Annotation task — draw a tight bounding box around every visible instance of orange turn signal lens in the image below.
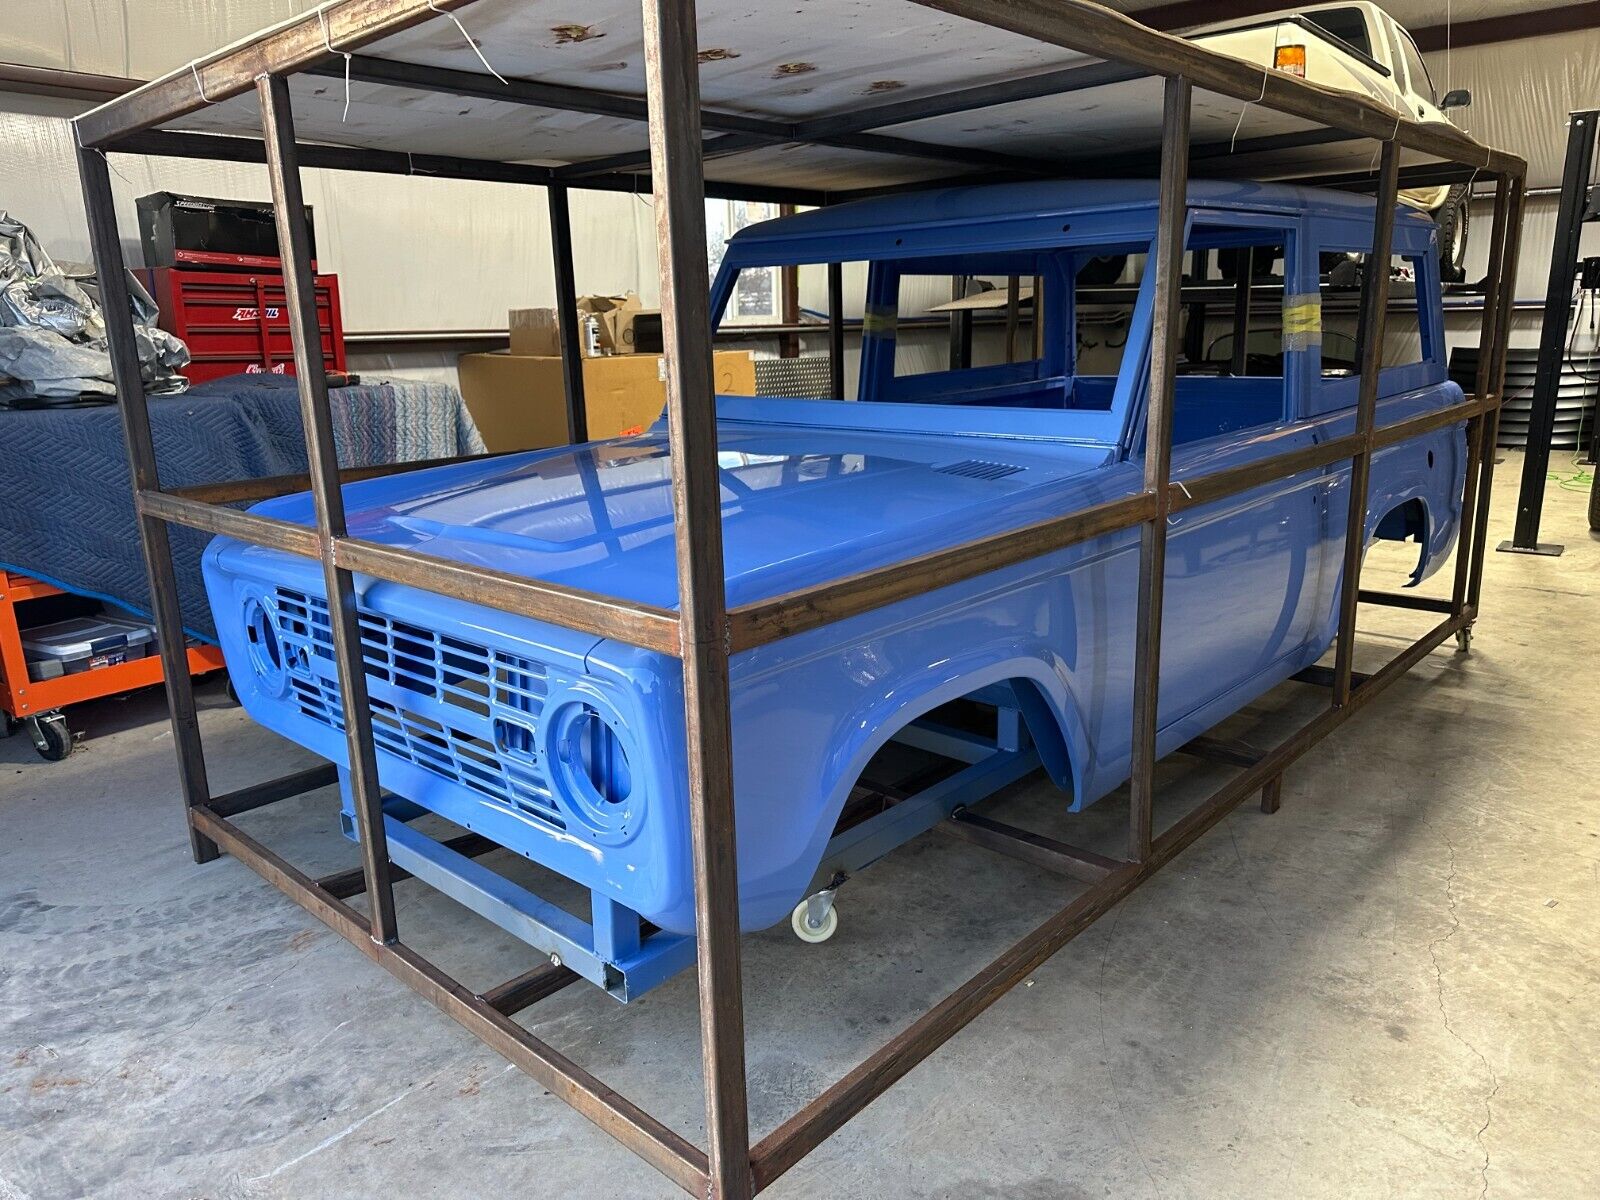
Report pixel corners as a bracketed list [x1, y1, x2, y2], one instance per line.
[1274, 44, 1307, 76]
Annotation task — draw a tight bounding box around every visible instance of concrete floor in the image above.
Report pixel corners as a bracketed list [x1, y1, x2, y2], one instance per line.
[2, 452, 1597, 1199]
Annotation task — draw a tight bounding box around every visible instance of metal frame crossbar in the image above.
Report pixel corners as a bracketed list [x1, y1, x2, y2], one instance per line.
[73, 1, 1525, 1195]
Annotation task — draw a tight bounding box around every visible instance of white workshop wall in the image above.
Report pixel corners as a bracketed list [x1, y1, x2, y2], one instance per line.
[0, 106, 661, 334]
[4, 1, 1596, 357]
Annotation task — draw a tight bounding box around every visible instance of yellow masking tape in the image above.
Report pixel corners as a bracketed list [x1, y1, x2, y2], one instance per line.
[1282, 293, 1323, 349]
[1282, 296, 1322, 336]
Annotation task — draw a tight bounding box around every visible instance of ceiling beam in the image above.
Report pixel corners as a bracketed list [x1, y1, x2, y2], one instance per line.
[322, 54, 1049, 179]
[0, 62, 137, 103]
[1410, 1, 1600, 51]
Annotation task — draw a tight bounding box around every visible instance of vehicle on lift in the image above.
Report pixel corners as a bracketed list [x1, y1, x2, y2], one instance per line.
[204, 180, 1467, 998]
[1192, 2, 1474, 279]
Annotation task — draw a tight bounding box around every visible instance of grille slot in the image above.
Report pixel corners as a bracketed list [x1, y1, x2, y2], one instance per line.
[272, 588, 562, 828]
[934, 459, 1024, 481]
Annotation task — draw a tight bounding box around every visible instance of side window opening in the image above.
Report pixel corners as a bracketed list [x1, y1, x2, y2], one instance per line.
[871, 251, 1077, 410]
[891, 273, 1043, 377]
[1161, 229, 1293, 448]
[1320, 252, 1432, 380]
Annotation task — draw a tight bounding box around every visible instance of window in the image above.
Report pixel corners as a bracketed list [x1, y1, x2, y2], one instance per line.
[860, 252, 1068, 410]
[892, 274, 1040, 377]
[1397, 33, 1435, 103]
[1184, 241, 1289, 378]
[1159, 231, 1293, 447]
[1319, 253, 1430, 381]
[706, 200, 782, 323]
[1304, 6, 1372, 59]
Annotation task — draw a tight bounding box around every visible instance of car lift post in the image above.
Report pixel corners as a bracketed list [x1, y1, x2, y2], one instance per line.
[1500, 108, 1599, 556]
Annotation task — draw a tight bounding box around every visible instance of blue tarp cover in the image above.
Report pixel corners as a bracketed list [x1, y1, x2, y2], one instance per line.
[0, 374, 485, 641]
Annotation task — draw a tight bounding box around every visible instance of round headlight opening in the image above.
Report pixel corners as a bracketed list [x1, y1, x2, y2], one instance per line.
[243, 597, 286, 693]
[558, 705, 633, 806]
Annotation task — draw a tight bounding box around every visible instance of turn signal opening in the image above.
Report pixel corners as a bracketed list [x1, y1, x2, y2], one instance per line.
[1274, 45, 1307, 77]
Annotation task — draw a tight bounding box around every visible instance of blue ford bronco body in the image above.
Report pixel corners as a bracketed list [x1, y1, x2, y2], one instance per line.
[205, 180, 1463, 950]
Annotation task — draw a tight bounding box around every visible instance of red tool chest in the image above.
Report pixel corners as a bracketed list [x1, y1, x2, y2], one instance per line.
[149, 267, 347, 385]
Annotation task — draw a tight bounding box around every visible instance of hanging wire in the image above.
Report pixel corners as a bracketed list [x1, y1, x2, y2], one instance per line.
[426, 0, 509, 86]
[318, 4, 354, 122]
[190, 60, 214, 104]
[1230, 58, 1271, 154]
[96, 147, 138, 187]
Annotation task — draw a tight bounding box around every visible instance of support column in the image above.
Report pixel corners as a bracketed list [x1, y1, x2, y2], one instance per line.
[1229, 255, 1251, 377]
[639, 1, 752, 1196]
[547, 183, 588, 443]
[828, 261, 845, 398]
[258, 75, 397, 944]
[75, 143, 218, 863]
[1331, 140, 1400, 708]
[1452, 174, 1513, 618]
[1127, 76, 1190, 863]
[1468, 180, 1527, 610]
[1504, 109, 1597, 555]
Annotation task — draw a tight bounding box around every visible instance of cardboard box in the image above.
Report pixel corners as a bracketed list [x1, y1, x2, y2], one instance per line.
[508, 307, 560, 356]
[576, 293, 661, 355]
[511, 294, 664, 358]
[457, 349, 757, 452]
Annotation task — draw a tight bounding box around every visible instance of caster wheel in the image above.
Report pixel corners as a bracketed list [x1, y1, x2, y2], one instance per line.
[26, 713, 72, 762]
[791, 898, 838, 944]
[1455, 627, 1473, 653]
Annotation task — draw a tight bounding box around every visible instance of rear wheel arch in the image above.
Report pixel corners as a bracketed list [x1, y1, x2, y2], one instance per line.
[1367, 494, 1433, 584]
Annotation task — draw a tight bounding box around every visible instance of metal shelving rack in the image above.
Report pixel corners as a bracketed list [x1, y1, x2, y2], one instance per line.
[73, 2, 1525, 1196]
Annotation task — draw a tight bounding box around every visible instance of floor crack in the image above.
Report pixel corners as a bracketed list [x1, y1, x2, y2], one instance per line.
[1426, 829, 1497, 1198]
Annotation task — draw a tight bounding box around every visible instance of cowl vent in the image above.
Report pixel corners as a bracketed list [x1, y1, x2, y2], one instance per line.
[933, 459, 1024, 481]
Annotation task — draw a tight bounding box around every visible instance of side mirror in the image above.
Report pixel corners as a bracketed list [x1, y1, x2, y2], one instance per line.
[1441, 89, 1472, 111]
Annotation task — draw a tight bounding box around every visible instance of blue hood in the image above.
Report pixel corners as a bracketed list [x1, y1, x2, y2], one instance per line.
[254, 418, 1126, 612]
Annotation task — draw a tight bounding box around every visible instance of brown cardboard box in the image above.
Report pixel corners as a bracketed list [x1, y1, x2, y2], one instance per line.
[457, 349, 756, 452]
[575, 293, 661, 355]
[508, 308, 560, 356]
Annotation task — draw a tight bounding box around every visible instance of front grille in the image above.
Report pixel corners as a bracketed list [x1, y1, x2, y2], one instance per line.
[272, 588, 564, 829]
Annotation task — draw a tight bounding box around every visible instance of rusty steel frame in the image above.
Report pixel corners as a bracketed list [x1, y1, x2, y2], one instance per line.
[72, 0, 1525, 1196]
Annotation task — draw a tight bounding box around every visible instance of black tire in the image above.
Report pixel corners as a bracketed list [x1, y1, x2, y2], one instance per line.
[1435, 184, 1470, 283]
[28, 716, 71, 762]
[1589, 466, 1600, 533]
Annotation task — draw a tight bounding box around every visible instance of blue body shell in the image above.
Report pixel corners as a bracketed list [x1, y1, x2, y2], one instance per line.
[203, 180, 1464, 935]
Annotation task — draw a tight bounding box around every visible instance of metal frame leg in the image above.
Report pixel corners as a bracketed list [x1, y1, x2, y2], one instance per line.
[75, 143, 218, 863]
[547, 182, 589, 444]
[1452, 174, 1514, 622]
[258, 75, 398, 944]
[827, 261, 846, 398]
[1259, 775, 1283, 815]
[1469, 182, 1527, 612]
[1127, 75, 1190, 862]
[640, 0, 752, 1194]
[1331, 140, 1401, 708]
